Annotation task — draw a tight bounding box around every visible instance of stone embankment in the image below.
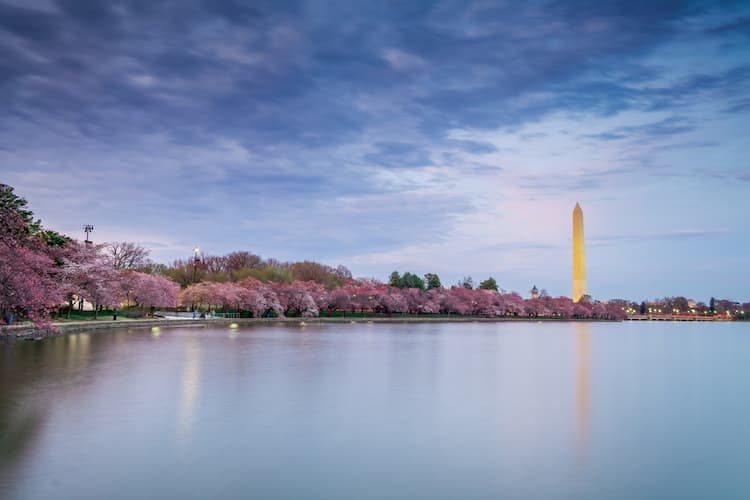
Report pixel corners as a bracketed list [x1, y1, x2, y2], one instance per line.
[1, 315, 613, 341]
[0, 318, 193, 341]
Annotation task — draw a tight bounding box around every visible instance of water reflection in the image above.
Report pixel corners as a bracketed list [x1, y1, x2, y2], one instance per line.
[66, 333, 90, 372]
[0, 332, 102, 491]
[3, 323, 750, 500]
[574, 322, 591, 460]
[177, 336, 202, 445]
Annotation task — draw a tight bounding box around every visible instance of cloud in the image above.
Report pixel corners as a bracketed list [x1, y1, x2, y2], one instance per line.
[484, 241, 561, 252]
[381, 48, 426, 71]
[591, 228, 731, 246]
[444, 139, 497, 155]
[0, 0, 749, 298]
[651, 140, 719, 152]
[2, 0, 748, 148]
[362, 141, 432, 168]
[582, 116, 696, 141]
[724, 97, 750, 113]
[519, 176, 603, 193]
[707, 15, 750, 37]
[701, 169, 750, 182]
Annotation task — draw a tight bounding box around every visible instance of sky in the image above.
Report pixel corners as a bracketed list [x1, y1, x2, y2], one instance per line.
[1, 0, 749, 301]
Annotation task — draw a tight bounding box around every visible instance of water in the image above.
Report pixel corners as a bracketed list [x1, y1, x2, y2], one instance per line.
[1, 321, 749, 499]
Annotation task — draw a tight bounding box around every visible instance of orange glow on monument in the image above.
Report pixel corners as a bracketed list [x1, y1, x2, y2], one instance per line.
[572, 203, 587, 302]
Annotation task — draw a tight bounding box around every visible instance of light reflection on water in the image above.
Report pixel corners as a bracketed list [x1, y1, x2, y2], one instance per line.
[1, 321, 750, 500]
[575, 323, 590, 462]
[177, 336, 202, 446]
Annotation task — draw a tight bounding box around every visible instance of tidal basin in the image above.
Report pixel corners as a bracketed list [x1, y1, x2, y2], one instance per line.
[2, 321, 750, 499]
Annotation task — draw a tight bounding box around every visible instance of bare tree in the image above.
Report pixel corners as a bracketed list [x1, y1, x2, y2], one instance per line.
[226, 251, 263, 271]
[334, 265, 352, 280]
[106, 241, 150, 269]
[202, 254, 228, 274]
[458, 276, 474, 290]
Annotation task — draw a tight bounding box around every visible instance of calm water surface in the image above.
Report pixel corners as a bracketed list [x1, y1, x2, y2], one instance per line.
[2, 321, 750, 499]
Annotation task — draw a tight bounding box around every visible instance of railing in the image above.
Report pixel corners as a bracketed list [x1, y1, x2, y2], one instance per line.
[154, 311, 243, 319]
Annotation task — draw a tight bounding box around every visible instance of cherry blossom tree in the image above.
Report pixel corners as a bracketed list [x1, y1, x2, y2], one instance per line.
[327, 288, 352, 314]
[58, 242, 98, 316]
[123, 271, 180, 311]
[301, 281, 329, 311]
[591, 302, 608, 319]
[273, 281, 320, 317]
[237, 278, 284, 317]
[443, 287, 473, 315]
[346, 281, 380, 313]
[476, 289, 503, 316]
[58, 242, 123, 319]
[382, 287, 409, 314]
[572, 303, 592, 318]
[551, 297, 575, 318]
[0, 199, 62, 324]
[420, 288, 444, 314]
[181, 282, 221, 311]
[0, 245, 61, 324]
[524, 298, 550, 317]
[603, 301, 627, 320]
[500, 293, 525, 316]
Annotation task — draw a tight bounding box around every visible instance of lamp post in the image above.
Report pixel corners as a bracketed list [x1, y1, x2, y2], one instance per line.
[192, 246, 200, 284]
[83, 224, 94, 246]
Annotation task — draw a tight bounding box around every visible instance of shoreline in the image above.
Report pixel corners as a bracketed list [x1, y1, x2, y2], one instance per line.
[1, 316, 618, 341]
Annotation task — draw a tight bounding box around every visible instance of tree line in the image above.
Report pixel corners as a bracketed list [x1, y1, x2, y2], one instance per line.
[1, 183, 748, 327]
[180, 279, 627, 319]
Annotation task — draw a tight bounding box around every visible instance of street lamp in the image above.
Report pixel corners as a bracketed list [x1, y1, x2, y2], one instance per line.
[192, 246, 200, 284]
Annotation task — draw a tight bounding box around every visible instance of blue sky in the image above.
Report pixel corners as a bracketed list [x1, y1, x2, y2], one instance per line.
[1, 0, 749, 301]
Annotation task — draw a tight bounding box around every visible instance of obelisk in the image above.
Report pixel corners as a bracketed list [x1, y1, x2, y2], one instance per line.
[572, 203, 587, 302]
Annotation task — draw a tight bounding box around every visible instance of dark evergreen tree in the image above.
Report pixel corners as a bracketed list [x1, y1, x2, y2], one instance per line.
[459, 276, 474, 289]
[388, 271, 401, 287]
[424, 273, 442, 290]
[0, 184, 69, 246]
[400, 272, 425, 290]
[478, 277, 498, 291]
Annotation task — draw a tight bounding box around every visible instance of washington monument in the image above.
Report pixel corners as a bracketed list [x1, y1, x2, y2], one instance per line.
[572, 203, 587, 302]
